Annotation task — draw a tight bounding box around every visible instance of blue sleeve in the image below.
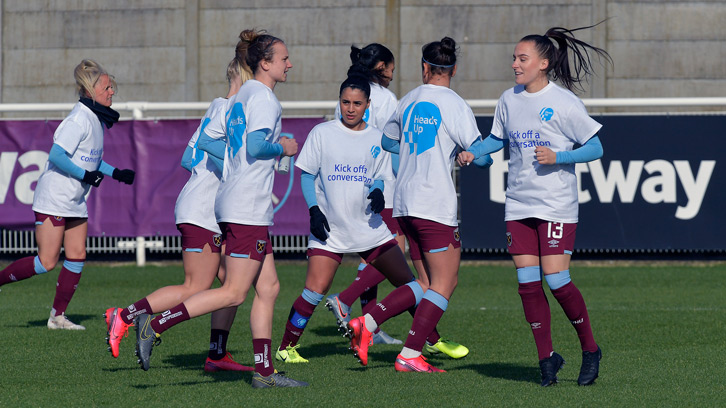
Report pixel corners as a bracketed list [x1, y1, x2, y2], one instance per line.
[467, 134, 505, 157]
[98, 160, 115, 177]
[381, 135, 400, 154]
[472, 154, 494, 168]
[247, 129, 284, 159]
[197, 130, 227, 161]
[48, 144, 85, 180]
[181, 145, 194, 172]
[369, 179, 384, 193]
[556, 136, 603, 164]
[300, 170, 318, 208]
[207, 154, 224, 172]
[390, 152, 400, 176]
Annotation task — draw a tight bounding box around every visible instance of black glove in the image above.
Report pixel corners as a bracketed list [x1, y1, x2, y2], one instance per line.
[112, 168, 136, 185]
[82, 170, 104, 187]
[367, 188, 384, 214]
[309, 205, 330, 242]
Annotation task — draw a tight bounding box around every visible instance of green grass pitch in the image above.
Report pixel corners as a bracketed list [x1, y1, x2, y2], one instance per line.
[1, 259, 725, 407]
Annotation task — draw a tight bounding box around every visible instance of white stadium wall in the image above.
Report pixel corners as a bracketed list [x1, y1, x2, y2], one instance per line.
[0, 0, 724, 118]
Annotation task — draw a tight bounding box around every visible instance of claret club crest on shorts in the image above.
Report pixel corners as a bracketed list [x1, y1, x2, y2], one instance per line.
[256, 240, 266, 254]
[213, 234, 222, 247]
[506, 232, 513, 247]
[453, 227, 460, 242]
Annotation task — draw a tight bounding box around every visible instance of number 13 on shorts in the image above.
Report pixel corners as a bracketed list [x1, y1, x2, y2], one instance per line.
[547, 222, 563, 239]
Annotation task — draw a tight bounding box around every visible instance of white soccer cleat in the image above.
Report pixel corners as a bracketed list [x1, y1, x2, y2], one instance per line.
[47, 312, 86, 330]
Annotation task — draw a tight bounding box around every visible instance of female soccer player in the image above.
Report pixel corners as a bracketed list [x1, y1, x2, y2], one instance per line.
[458, 23, 610, 386]
[0, 59, 134, 330]
[325, 45, 469, 358]
[348, 37, 488, 372]
[104, 55, 252, 372]
[131, 29, 307, 389]
[275, 72, 420, 364]
[324, 43, 404, 345]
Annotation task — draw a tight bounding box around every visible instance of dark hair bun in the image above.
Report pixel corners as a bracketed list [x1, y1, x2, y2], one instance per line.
[440, 37, 456, 55]
[349, 45, 362, 64]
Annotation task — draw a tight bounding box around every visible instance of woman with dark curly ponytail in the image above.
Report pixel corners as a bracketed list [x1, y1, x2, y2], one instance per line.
[460, 22, 612, 387]
[325, 43, 406, 347]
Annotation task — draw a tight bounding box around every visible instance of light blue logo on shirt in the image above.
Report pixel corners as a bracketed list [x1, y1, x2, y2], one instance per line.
[402, 101, 441, 156]
[370, 145, 381, 158]
[539, 107, 554, 122]
[227, 102, 246, 158]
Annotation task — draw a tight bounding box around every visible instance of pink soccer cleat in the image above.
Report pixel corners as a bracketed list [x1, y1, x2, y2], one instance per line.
[104, 307, 132, 358]
[348, 316, 372, 366]
[394, 354, 446, 373]
[204, 352, 254, 372]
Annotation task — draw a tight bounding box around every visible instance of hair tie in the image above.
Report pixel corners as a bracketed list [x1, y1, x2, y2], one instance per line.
[422, 57, 455, 68]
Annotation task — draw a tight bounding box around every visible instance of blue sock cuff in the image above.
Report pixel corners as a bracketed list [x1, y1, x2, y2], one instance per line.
[302, 288, 324, 306]
[517, 266, 542, 284]
[34, 256, 48, 274]
[406, 281, 425, 306]
[358, 263, 367, 271]
[545, 270, 571, 290]
[63, 260, 84, 274]
[423, 290, 448, 312]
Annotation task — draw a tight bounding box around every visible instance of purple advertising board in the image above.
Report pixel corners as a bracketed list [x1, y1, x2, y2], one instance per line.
[0, 117, 325, 237]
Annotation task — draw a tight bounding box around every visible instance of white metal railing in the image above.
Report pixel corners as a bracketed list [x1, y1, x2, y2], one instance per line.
[0, 228, 308, 266]
[2, 97, 725, 265]
[1, 97, 725, 119]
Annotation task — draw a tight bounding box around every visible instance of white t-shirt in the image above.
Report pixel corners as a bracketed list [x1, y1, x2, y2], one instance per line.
[336, 82, 398, 209]
[491, 82, 602, 223]
[383, 84, 480, 226]
[296, 119, 394, 253]
[212, 79, 282, 226]
[32, 102, 104, 217]
[174, 97, 226, 233]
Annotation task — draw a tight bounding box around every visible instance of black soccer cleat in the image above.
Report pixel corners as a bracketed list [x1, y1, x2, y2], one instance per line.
[251, 371, 309, 388]
[577, 346, 602, 386]
[539, 352, 565, 387]
[134, 314, 161, 371]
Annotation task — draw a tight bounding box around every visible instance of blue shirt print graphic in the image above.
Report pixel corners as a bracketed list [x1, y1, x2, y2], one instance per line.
[540, 107, 554, 122]
[370, 145, 381, 159]
[191, 117, 211, 167]
[402, 101, 442, 156]
[227, 102, 247, 158]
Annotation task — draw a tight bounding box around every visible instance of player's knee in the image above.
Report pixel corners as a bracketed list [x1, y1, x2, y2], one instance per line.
[226, 291, 248, 307]
[37, 255, 58, 272]
[258, 279, 280, 301]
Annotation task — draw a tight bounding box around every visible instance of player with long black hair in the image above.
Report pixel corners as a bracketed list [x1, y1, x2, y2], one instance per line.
[323, 43, 403, 346]
[459, 22, 612, 386]
[276, 70, 420, 364]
